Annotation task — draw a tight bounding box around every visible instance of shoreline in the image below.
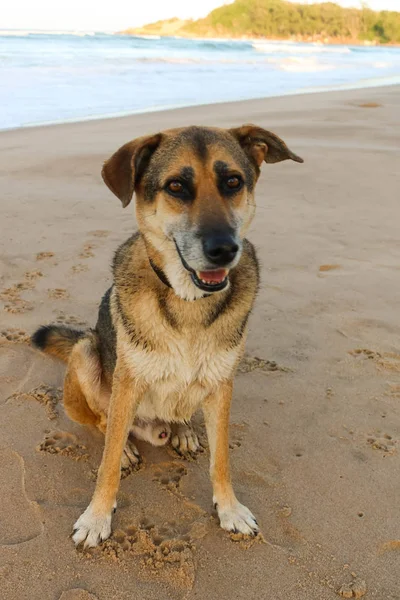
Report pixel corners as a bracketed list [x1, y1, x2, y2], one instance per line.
[124, 31, 400, 49]
[2, 74, 399, 134]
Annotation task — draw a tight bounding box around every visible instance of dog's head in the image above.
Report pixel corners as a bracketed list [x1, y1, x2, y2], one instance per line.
[102, 125, 303, 300]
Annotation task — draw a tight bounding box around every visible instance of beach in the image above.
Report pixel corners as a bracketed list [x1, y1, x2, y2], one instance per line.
[0, 84, 399, 599]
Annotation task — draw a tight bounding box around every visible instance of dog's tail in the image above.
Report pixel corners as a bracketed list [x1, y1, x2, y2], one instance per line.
[31, 325, 86, 362]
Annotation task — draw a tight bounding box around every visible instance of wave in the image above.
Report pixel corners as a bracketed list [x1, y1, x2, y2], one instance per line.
[131, 34, 161, 40]
[252, 41, 351, 54]
[278, 57, 336, 73]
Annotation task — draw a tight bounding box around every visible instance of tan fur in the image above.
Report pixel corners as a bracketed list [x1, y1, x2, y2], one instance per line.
[32, 124, 303, 546]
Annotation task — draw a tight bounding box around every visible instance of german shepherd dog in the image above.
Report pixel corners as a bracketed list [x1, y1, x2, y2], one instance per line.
[32, 125, 302, 547]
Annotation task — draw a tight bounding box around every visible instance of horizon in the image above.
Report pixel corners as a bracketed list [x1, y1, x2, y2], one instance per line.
[2, 0, 400, 33]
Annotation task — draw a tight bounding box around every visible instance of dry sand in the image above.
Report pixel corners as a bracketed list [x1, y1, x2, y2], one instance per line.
[0, 85, 399, 600]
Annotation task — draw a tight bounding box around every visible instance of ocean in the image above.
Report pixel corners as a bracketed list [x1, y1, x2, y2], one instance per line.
[1, 31, 400, 130]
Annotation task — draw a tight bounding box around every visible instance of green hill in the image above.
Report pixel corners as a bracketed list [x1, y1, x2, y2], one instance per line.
[122, 0, 400, 44]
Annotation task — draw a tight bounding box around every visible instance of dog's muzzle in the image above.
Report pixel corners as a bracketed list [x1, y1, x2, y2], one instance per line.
[174, 237, 239, 293]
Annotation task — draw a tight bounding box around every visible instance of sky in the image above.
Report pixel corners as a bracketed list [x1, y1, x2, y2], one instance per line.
[2, 0, 400, 32]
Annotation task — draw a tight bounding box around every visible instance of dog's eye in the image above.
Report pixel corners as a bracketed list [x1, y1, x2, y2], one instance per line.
[167, 181, 183, 194]
[226, 176, 242, 190]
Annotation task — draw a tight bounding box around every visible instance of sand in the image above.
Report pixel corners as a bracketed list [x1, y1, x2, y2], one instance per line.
[0, 85, 399, 600]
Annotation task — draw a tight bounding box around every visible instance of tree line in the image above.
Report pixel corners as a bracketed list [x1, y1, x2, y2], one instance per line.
[182, 0, 400, 44]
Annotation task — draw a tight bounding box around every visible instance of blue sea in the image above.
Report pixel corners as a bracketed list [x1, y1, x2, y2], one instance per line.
[1, 31, 400, 130]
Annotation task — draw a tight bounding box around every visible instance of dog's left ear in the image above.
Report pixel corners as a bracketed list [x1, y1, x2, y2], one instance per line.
[229, 124, 303, 167]
[101, 133, 162, 207]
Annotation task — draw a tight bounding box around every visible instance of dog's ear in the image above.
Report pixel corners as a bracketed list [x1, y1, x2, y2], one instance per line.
[101, 133, 162, 207]
[229, 124, 303, 167]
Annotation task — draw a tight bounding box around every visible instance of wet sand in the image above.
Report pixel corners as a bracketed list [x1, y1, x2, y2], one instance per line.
[0, 85, 399, 599]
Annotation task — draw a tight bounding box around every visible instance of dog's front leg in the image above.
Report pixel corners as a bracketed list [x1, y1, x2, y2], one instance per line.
[72, 359, 144, 547]
[202, 380, 259, 536]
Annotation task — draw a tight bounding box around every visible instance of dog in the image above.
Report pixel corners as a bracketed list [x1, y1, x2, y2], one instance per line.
[32, 124, 303, 547]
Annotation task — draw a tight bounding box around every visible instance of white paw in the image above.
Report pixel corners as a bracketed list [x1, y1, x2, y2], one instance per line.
[216, 500, 259, 536]
[171, 425, 202, 455]
[72, 504, 112, 547]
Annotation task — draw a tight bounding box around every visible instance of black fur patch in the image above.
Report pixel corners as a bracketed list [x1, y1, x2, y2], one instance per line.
[188, 127, 209, 161]
[203, 284, 234, 328]
[95, 287, 117, 375]
[31, 325, 84, 350]
[157, 295, 179, 329]
[149, 259, 172, 289]
[134, 135, 162, 187]
[244, 239, 260, 288]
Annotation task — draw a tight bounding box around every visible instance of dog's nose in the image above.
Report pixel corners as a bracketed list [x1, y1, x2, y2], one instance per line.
[203, 235, 239, 266]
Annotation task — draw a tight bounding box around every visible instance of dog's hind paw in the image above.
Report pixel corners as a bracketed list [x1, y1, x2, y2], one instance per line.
[171, 423, 202, 456]
[216, 500, 259, 537]
[72, 504, 112, 548]
[121, 439, 141, 475]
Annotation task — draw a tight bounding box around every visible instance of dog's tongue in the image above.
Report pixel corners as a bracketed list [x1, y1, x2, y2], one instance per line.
[198, 269, 227, 284]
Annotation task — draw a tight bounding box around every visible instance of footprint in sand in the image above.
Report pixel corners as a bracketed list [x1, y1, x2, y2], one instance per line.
[0, 328, 30, 344]
[386, 383, 400, 398]
[55, 312, 87, 326]
[9, 384, 62, 420]
[337, 578, 367, 598]
[24, 270, 43, 282]
[0, 272, 42, 314]
[3, 300, 33, 314]
[89, 230, 110, 238]
[79, 243, 97, 259]
[58, 591, 99, 600]
[93, 516, 207, 590]
[229, 422, 247, 450]
[367, 433, 397, 456]
[48, 288, 69, 300]
[0, 281, 34, 313]
[0, 448, 43, 545]
[71, 263, 89, 274]
[238, 355, 290, 374]
[350, 348, 400, 372]
[153, 463, 187, 492]
[38, 430, 88, 461]
[36, 251, 55, 261]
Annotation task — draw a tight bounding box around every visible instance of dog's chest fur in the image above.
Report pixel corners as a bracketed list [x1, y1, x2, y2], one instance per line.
[121, 325, 242, 422]
[102, 235, 258, 423]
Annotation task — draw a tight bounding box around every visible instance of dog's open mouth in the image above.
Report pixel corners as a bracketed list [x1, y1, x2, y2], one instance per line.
[193, 269, 229, 292]
[174, 240, 229, 292]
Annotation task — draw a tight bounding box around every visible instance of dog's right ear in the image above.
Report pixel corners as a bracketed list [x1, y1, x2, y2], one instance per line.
[101, 133, 162, 207]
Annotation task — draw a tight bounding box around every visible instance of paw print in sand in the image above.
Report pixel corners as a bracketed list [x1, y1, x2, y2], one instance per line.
[0, 328, 30, 344]
[38, 430, 88, 460]
[153, 463, 187, 492]
[94, 517, 202, 590]
[367, 433, 397, 455]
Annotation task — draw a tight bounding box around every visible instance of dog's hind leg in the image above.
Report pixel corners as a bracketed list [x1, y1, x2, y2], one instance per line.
[63, 335, 103, 428]
[64, 335, 142, 473]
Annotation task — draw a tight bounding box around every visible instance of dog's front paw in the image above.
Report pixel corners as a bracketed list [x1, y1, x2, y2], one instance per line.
[215, 500, 259, 537]
[72, 504, 112, 547]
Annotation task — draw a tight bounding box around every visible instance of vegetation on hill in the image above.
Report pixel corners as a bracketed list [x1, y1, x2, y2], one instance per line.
[122, 0, 400, 44]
